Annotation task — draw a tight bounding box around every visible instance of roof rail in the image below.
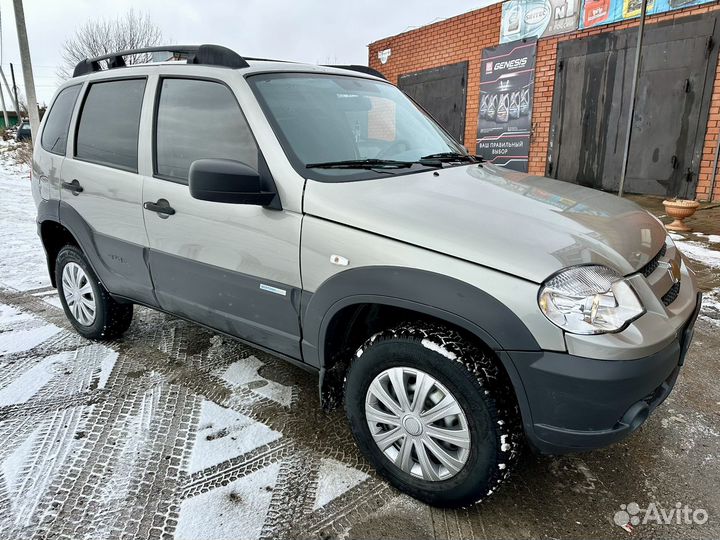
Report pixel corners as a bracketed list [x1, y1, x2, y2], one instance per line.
[245, 59, 386, 80]
[324, 64, 387, 80]
[243, 57, 299, 64]
[72, 44, 249, 77]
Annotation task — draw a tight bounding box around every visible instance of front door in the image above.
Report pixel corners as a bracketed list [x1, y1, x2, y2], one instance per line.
[547, 14, 719, 198]
[60, 77, 156, 305]
[142, 76, 303, 358]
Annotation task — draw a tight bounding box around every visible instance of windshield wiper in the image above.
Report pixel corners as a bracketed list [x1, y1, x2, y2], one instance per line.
[420, 152, 477, 163]
[306, 159, 414, 169]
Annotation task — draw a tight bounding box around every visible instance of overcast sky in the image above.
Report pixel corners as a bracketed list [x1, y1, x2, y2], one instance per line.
[0, 0, 499, 106]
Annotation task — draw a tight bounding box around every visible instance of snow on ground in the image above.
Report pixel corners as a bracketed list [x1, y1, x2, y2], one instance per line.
[176, 462, 281, 540]
[186, 400, 282, 474]
[0, 335, 118, 406]
[0, 303, 33, 324]
[32, 289, 64, 309]
[673, 237, 720, 267]
[700, 289, 720, 327]
[0, 147, 49, 292]
[0, 305, 61, 357]
[694, 232, 720, 243]
[221, 357, 294, 407]
[672, 233, 720, 326]
[0, 352, 61, 407]
[313, 458, 369, 510]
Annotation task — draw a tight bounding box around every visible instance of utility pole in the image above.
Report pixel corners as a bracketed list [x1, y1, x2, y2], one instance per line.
[0, 82, 9, 129]
[12, 0, 39, 136]
[0, 0, 7, 128]
[617, 0, 648, 198]
[0, 66, 21, 122]
[9, 63, 20, 117]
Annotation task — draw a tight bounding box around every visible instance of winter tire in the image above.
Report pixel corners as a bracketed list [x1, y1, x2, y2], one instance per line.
[56, 245, 133, 340]
[345, 322, 521, 507]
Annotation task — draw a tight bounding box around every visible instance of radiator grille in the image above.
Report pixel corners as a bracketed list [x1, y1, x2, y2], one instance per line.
[640, 244, 667, 278]
[662, 281, 681, 307]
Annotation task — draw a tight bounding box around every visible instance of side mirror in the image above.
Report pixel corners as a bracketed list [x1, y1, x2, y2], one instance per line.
[188, 158, 277, 206]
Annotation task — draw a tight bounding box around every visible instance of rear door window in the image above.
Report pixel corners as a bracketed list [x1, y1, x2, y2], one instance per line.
[40, 84, 81, 155]
[154, 78, 258, 183]
[75, 78, 146, 172]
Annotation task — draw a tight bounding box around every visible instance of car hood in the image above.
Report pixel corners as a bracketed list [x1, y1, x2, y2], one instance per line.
[303, 164, 667, 283]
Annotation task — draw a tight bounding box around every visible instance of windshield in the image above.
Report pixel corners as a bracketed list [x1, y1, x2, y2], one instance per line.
[247, 72, 468, 181]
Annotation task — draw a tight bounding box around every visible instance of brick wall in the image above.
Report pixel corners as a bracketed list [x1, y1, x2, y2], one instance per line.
[369, 2, 720, 201]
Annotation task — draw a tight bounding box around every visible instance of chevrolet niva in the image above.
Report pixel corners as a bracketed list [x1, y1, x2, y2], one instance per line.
[32, 45, 701, 507]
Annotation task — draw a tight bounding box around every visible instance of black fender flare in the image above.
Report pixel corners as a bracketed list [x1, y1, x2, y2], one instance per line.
[36, 198, 65, 286]
[301, 267, 539, 419]
[301, 266, 540, 427]
[38, 201, 156, 306]
[302, 266, 539, 367]
[37, 199, 111, 290]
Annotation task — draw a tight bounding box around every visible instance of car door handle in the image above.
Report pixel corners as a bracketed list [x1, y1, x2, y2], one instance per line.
[61, 179, 83, 195]
[143, 199, 176, 216]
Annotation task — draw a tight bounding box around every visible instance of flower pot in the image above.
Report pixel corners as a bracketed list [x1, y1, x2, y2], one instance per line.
[662, 199, 700, 232]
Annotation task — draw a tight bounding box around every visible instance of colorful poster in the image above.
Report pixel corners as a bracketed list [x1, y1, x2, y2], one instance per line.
[500, 0, 581, 43]
[476, 39, 537, 172]
[581, 0, 714, 28]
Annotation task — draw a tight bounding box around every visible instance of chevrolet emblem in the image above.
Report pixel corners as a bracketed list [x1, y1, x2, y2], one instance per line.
[660, 259, 681, 284]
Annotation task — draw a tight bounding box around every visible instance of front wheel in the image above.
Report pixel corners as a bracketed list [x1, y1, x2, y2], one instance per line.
[56, 245, 133, 340]
[344, 323, 522, 507]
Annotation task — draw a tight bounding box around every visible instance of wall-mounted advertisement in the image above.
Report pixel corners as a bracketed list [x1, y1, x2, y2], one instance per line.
[500, 0, 581, 43]
[581, 0, 714, 28]
[476, 39, 537, 172]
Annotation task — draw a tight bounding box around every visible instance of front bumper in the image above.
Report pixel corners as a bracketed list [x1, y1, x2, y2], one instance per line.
[510, 292, 702, 454]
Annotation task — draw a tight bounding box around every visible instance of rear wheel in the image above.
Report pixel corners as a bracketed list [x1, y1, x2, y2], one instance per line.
[344, 322, 522, 507]
[56, 245, 133, 340]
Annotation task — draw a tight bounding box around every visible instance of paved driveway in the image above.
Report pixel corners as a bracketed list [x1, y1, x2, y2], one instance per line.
[1, 146, 718, 539]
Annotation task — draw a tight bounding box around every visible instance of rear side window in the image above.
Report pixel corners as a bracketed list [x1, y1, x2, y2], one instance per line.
[155, 78, 258, 183]
[41, 85, 81, 155]
[76, 79, 146, 172]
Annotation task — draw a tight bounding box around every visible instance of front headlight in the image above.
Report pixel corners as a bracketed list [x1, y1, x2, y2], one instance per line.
[538, 265, 645, 335]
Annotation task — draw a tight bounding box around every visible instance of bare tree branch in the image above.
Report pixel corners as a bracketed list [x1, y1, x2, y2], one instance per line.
[58, 10, 166, 80]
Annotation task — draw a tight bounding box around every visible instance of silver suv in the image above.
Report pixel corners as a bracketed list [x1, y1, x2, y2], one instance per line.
[32, 44, 701, 507]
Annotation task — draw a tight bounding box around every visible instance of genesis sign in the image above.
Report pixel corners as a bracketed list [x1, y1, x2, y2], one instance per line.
[476, 39, 537, 172]
[492, 57, 530, 72]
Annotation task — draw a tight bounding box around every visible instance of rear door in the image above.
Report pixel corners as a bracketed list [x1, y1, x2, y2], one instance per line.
[142, 76, 302, 358]
[60, 77, 156, 305]
[33, 84, 82, 208]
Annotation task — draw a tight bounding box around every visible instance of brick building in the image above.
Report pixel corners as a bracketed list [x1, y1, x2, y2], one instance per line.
[369, 1, 720, 201]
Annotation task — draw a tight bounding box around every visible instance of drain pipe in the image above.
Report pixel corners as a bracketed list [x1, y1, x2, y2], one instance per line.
[618, 0, 648, 198]
[709, 135, 720, 202]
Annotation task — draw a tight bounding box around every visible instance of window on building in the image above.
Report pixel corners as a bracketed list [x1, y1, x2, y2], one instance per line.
[76, 78, 146, 172]
[41, 85, 81, 155]
[155, 78, 259, 183]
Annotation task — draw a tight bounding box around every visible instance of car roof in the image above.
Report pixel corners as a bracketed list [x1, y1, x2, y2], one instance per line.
[55, 45, 387, 97]
[58, 59, 386, 94]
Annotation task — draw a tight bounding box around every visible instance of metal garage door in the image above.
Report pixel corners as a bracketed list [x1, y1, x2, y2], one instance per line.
[399, 61, 468, 144]
[547, 14, 719, 198]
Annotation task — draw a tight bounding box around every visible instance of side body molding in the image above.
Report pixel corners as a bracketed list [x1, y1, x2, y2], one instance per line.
[301, 266, 541, 370]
